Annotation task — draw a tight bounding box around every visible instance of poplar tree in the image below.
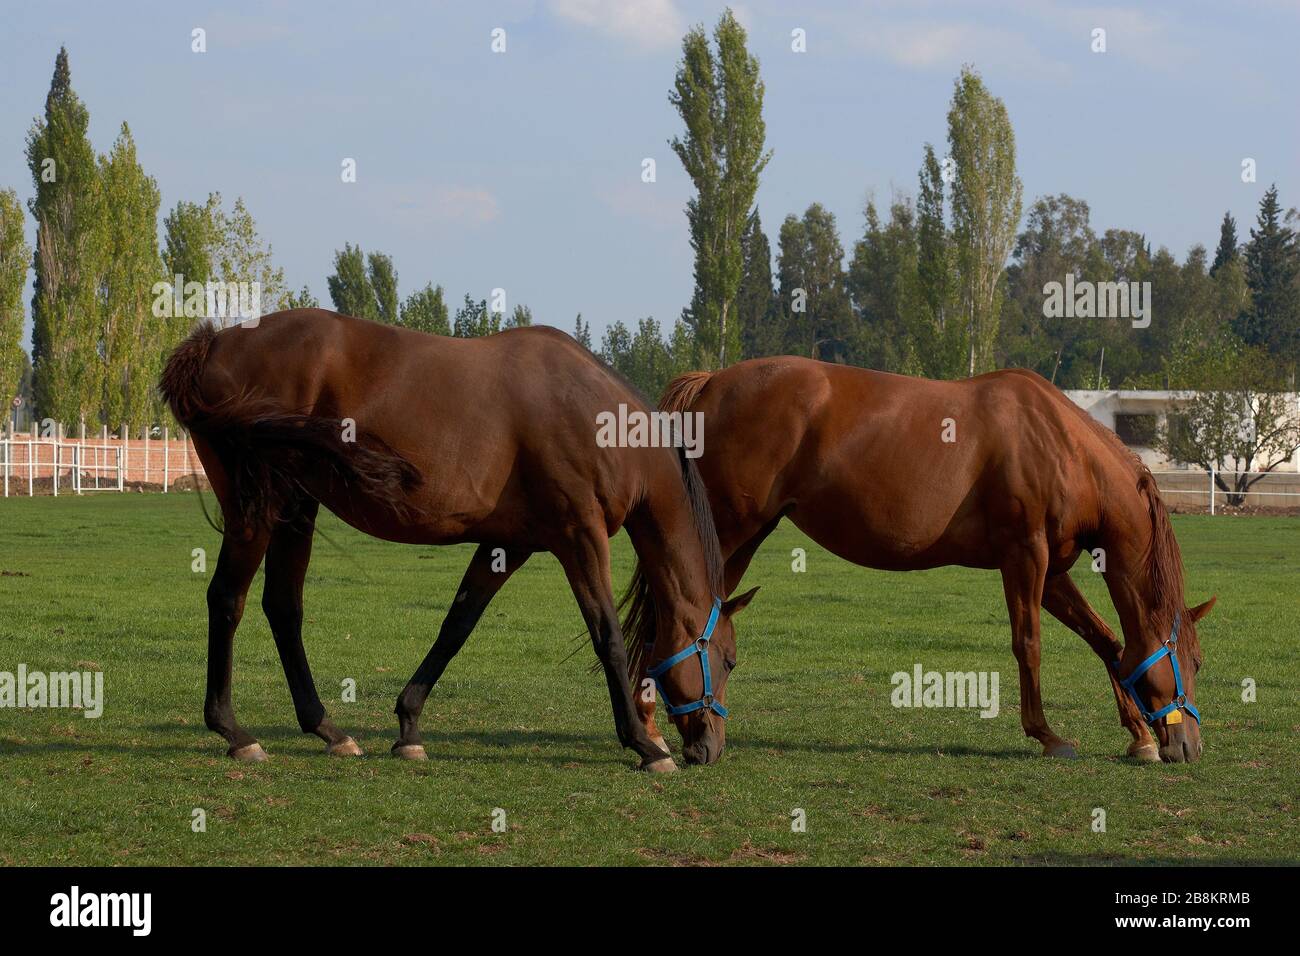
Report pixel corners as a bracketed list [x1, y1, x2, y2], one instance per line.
[947, 66, 1022, 375]
[99, 123, 164, 430]
[0, 189, 29, 409]
[671, 8, 770, 367]
[915, 144, 964, 377]
[26, 47, 106, 425]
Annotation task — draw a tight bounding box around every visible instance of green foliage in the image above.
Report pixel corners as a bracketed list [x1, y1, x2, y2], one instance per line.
[162, 195, 221, 286]
[1210, 211, 1238, 277]
[913, 145, 963, 377]
[847, 197, 923, 373]
[0, 189, 30, 408]
[671, 9, 771, 367]
[398, 283, 449, 335]
[504, 304, 533, 329]
[777, 204, 852, 361]
[452, 294, 500, 338]
[599, 316, 692, 397]
[368, 252, 399, 324]
[98, 123, 164, 430]
[1239, 184, 1299, 373]
[26, 47, 107, 426]
[214, 196, 286, 311]
[737, 212, 780, 361]
[947, 65, 1023, 375]
[327, 243, 377, 320]
[573, 314, 592, 350]
[282, 285, 319, 310]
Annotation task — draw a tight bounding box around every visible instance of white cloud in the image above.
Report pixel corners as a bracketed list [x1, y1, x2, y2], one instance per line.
[392, 186, 502, 226]
[549, 0, 685, 51]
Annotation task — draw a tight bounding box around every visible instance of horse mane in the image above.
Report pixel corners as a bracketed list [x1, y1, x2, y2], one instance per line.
[620, 371, 723, 682]
[1077, 411, 1186, 627]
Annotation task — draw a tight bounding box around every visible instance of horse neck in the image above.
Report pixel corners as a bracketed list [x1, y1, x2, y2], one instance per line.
[626, 473, 719, 646]
[1097, 478, 1180, 651]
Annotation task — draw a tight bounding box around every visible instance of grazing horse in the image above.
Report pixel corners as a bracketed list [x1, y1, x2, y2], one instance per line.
[634, 358, 1214, 764]
[160, 309, 752, 771]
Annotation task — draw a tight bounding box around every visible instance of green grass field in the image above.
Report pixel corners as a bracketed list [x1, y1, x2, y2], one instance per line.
[0, 494, 1296, 866]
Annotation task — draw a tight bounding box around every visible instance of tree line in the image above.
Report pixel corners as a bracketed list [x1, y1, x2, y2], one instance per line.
[2, 26, 1298, 438]
[667, 10, 1299, 403]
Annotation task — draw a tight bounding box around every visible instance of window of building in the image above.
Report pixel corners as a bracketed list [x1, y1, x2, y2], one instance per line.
[1114, 413, 1158, 447]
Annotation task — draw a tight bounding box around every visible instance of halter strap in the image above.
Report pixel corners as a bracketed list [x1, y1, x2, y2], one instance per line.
[1112, 613, 1200, 726]
[646, 597, 728, 718]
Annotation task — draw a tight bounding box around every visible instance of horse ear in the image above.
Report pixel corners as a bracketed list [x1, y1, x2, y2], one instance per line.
[1189, 595, 1217, 622]
[723, 586, 760, 618]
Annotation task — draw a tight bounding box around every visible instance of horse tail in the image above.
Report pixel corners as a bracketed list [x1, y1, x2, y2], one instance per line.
[620, 370, 724, 683]
[1136, 469, 1185, 625]
[159, 320, 422, 532]
[659, 370, 713, 418]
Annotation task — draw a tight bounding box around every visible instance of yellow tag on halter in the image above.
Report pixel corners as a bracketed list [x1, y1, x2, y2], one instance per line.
[1166, 710, 1183, 725]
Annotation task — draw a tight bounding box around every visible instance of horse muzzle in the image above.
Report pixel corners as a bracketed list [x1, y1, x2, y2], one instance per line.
[1158, 717, 1202, 763]
[682, 730, 724, 765]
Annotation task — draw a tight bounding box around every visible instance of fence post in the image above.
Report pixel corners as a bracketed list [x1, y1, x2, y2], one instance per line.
[1209, 466, 1215, 516]
[121, 424, 129, 491]
[144, 427, 150, 485]
[163, 426, 169, 493]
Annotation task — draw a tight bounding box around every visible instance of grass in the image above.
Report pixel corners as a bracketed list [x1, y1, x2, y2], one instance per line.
[0, 494, 1296, 866]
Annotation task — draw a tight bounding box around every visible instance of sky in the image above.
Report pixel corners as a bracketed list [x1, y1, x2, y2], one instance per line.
[2, 0, 1297, 352]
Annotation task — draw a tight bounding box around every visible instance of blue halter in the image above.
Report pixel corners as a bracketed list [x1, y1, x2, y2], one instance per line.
[646, 597, 729, 718]
[1112, 613, 1200, 727]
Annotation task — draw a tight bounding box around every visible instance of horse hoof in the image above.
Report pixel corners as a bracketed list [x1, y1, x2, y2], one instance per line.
[642, 756, 678, 773]
[650, 735, 671, 756]
[1127, 741, 1161, 763]
[229, 742, 268, 762]
[328, 737, 363, 757]
[392, 744, 428, 761]
[1043, 742, 1078, 759]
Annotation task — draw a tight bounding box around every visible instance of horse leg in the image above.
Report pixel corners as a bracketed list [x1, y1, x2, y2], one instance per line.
[391, 543, 530, 760]
[205, 528, 271, 760]
[1041, 573, 1159, 762]
[561, 529, 676, 772]
[1001, 544, 1075, 757]
[261, 499, 359, 756]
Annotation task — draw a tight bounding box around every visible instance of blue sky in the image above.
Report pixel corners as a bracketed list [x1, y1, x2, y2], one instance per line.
[2, 1, 1297, 351]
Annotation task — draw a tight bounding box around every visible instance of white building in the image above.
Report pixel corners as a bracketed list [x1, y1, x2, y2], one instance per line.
[1064, 389, 1300, 473]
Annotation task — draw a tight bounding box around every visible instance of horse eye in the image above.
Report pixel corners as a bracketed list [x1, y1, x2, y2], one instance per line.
[724, 658, 737, 672]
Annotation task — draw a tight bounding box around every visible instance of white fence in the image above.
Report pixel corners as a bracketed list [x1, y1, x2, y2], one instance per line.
[1, 440, 122, 496]
[1149, 469, 1300, 514]
[1, 426, 204, 498]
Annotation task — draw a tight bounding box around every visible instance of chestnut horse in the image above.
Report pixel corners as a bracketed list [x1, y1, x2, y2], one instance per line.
[160, 309, 751, 771]
[635, 358, 1214, 763]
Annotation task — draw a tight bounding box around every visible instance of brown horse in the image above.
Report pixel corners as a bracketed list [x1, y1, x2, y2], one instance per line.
[160, 309, 752, 771]
[634, 357, 1214, 763]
